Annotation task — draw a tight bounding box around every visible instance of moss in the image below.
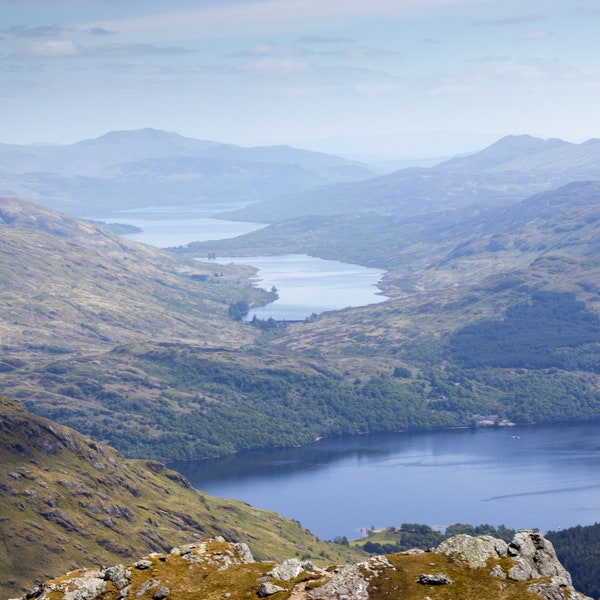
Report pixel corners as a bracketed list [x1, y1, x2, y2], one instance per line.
[365, 553, 546, 600]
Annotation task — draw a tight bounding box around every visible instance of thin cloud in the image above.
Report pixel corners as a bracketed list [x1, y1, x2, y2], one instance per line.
[472, 14, 546, 27]
[573, 6, 600, 16]
[87, 0, 502, 41]
[13, 41, 193, 59]
[17, 39, 79, 57]
[327, 46, 402, 59]
[87, 27, 114, 36]
[516, 30, 556, 42]
[235, 41, 306, 58]
[491, 56, 564, 82]
[1, 24, 70, 38]
[85, 43, 193, 57]
[239, 57, 313, 76]
[295, 35, 353, 45]
[1, 24, 115, 38]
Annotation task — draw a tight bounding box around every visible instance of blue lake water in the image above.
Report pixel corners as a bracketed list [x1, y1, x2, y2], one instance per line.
[215, 254, 387, 321]
[104, 207, 388, 320]
[171, 423, 600, 541]
[100, 204, 265, 248]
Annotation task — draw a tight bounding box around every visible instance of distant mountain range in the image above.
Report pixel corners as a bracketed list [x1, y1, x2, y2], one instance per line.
[0, 129, 374, 216]
[4, 131, 599, 225]
[222, 134, 600, 222]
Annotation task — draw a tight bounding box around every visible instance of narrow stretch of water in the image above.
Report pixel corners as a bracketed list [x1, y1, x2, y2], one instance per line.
[100, 208, 388, 320]
[171, 423, 600, 541]
[215, 254, 387, 321]
[100, 204, 265, 248]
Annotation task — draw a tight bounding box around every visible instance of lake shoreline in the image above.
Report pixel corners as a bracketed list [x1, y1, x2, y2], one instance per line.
[170, 420, 600, 540]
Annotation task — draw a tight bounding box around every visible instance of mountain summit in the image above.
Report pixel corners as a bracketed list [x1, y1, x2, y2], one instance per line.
[14, 530, 592, 600]
[435, 134, 571, 172]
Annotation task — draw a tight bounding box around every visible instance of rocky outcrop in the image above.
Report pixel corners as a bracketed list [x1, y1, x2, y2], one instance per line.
[12, 531, 593, 600]
[417, 573, 453, 585]
[436, 529, 592, 600]
[436, 533, 508, 567]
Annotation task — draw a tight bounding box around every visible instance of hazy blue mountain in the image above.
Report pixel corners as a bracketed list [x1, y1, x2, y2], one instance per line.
[222, 135, 600, 223]
[433, 134, 572, 172]
[0, 129, 374, 215]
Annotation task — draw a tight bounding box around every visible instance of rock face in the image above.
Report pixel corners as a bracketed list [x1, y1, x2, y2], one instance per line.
[436, 533, 508, 567]
[436, 530, 592, 600]
[12, 531, 593, 600]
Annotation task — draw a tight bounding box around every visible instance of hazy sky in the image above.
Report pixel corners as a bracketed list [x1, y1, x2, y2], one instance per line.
[2, 0, 600, 158]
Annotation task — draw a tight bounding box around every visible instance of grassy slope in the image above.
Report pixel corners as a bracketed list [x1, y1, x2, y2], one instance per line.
[0, 195, 264, 358]
[19, 535, 572, 600]
[0, 395, 364, 598]
[3, 184, 600, 463]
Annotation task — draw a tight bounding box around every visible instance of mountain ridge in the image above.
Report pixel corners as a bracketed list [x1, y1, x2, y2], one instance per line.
[0, 129, 374, 215]
[434, 134, 572, 172]
[11, 530, 593, 600]
[221, 135, 600, 223]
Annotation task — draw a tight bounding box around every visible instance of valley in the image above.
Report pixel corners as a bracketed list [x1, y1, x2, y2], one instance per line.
[3, 129, 600, 598]
[3, 135, 600, 462]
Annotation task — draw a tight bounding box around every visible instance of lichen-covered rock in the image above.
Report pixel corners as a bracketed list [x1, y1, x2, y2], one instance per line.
[103, 565, 130, 590]
[257, 582, 285, 597]
[29, 570, 106, 600]
[152, 586, 170, 599]
[267, 558, 304, 581]
[232, 542, 254, 564]
[9, 533, 594, 600]
[307, 564, 369, 600]
[507, 530, 570, 582]
[417, 573, 453, 585]
[307, 555, 392, 600]
[436, 533, 508, 567]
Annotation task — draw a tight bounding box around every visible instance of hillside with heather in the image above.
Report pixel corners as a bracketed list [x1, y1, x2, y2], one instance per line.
[0, 395, 364, 598]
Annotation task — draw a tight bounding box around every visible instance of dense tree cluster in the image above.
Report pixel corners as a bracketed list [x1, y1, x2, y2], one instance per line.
[547, 522, 600, 599]
[449, 291, 600, 369]
[355, 523, 515, 555]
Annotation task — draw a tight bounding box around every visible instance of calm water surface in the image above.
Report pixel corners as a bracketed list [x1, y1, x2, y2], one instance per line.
[101, 204, 265, 248]
[102, 207, 388, 320]
[171, 424, 600, 540]
[215, 254, 387, 321]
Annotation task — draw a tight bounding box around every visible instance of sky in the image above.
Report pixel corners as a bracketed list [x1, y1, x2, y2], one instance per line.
[1, 0, 600, 159]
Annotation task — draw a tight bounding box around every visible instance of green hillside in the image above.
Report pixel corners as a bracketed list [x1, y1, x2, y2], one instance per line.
[0, 195, 265, 358]
[3, 180, 600, 462]
[0, 395, 364, 598]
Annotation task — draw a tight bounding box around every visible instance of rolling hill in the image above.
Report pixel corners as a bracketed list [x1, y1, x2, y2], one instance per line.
[0, 195, 265, 358]
[0, 395, 363, 598]
[2, 176, 600, 462]
[220, 135, 600, 223]
[0, 129, 373, 216]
